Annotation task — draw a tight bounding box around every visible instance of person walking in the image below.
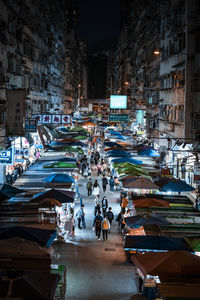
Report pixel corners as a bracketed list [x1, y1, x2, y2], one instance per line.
[106, 207, 114, 232]
[102, 196, 108, 216]
[93, 211, 103, 240]
[94, 195, 101, 216]
[97, 162, 102, 176]
[102, 215, 110, 241]
[86, 178, 93, 196]
[109, 176, 115, 192]
[102, 175, 108, 193]
[76, 205, 85, 229]
[93, 180, 100, 197]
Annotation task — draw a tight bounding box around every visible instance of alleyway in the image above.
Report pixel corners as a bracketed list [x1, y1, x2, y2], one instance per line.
[52, 173, 145, 300]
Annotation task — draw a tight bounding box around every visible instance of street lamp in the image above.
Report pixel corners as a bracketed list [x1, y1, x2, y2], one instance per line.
[153, 50, 160, 55]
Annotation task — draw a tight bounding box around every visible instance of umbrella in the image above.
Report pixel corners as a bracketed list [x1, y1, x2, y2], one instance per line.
[155, 177, 195, 192]
[124, 213, 170, 228]
[138, 148, 160, 157]
[133, 198, 170, 208]
[131, 251, 200, 277]
[124, 235, 192, 251]
[111, 157, 142, 165]
[43, 173, 74, 183]
[122, 177, 159, 189]
[0, 226, 57, 247]
[31, 189, 74, 203]
[39, 198, 62, 207]
[0, 184, 25, 198]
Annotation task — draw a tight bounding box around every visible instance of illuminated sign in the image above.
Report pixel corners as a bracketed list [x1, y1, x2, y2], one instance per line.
[110, 95, 127, 109]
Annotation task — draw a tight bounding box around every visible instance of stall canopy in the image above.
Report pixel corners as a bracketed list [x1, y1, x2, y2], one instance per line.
[155, 177, 195, 192]
[43, 173, 74, 183]
[111, 157, 142, 165]
[58, 157, 77, 162]
[0, 184, 25, 198]
[39, 198, 62, 208]
[124, 235, 192, 251]
[138, 148, 160, 157]
[0, 226, 56, 247]
[131, 250, 200, 277]
[122, 177, 159, 189]
[31, 189, 74, 203]
[0, 271, 59, 300]
[125, 213, 171, 228]
[158, 283, 200, 299]
[133, 198, 170, 208]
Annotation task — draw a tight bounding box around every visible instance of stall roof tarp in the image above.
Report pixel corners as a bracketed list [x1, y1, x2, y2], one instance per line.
[0, 226, 56, 247]
[0, 183, 25, 197]
[31, 189, 74, 203]
[125, 214, 171, 228]
[133, 198, 170, 208]
[124, 235, 192, 251]
[158, 283, 200, 299]
[122, 177, 159, 189]
[131, 250, 200, 277]
[111, 157, 142, 165]
[0, 271, 59, 300]
[43, 173, 74, 183]
[138, 148, 160, 157]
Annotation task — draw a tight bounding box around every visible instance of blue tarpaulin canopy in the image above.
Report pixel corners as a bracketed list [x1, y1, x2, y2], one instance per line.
[160, 180, 195, 192]
[111, 157, 142, 165]
[43, 173, 74, 183]
[0, 184, 25, 198]
[0, 226, 56, 248]
[124, 235, 192, 251]
[104, 142, 123, 148]
[57, 157, 77, 162]
[138, 148, 160, 157]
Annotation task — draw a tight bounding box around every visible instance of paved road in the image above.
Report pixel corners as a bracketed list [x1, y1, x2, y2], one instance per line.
[52, 172, 146, 300]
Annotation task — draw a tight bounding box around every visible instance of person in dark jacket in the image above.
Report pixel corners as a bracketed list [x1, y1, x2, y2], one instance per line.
[106, 207, 114, 232]
[93, 211, 103, 240]
[102, 175, 108, 193]
[102, 196, 108, 216]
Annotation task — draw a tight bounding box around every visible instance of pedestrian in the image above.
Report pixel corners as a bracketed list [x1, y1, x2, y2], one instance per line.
[106, 207, 114, 232]
[76, 205, 85, 229]
[86, 178, 93, 196]
[93, 180, 100, 196]
[102, 195, 108, 216]
[93, 211, 103, 240]
[87, 164, 91, 177]
[97, 162, 102, 176]
[121, 195, 129, 214]
[102, 175, 108, 193]
[83, 165, 88, 178]
[102, 215, 110, 241]
[94, 195, 101, 216]
[109, 176, 115, 192]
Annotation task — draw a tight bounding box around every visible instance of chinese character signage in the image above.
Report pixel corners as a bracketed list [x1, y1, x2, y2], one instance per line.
[109, 114, 129, 122]
[15, 149, 30, 157]
[25, 119, 37, 132]
[33, 114, 71, 124]
[0, 148, 12, 163]
[6, 90, 26, 136]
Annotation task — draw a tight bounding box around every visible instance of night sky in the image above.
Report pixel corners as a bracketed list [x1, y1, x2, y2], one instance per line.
[77, 0, 120, 53]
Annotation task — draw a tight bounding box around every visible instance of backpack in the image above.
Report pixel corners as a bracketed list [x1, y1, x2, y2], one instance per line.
[86, 181, 92, 189]
[102, 219, 109, 230]
[95, 217, 101, 228]
[106, 211, 113, 221]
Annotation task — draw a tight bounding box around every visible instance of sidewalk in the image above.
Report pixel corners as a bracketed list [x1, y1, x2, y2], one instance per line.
[52, 172, 147, 300]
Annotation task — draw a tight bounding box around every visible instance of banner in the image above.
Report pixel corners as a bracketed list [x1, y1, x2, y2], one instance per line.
[6, 89, 26, 136]
[33, 114, 71, 124]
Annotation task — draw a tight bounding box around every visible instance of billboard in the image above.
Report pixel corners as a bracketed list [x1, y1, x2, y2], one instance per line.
[6, 89, 26, 136]
[110, 95, 127, 109]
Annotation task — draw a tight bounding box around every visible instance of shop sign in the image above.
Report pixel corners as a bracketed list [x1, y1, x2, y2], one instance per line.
[0, 148, 12, 163]
[15, 149, 29, 157]
[33, 114, 71, 124]
[6, 89, 26, 136]
[194, 164, 200, 183]
[25, 119, 37, 132]
[109, 114, 129, 122]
